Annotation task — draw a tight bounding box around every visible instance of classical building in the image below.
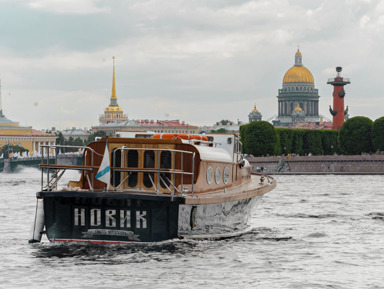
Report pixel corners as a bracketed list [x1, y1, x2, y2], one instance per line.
[275, 49, 320, 126]
[93, 57, 137, 135]
[58, 127, 91, 141]
[98, 57, 128, 125]
[248, 105, 262, 122]
[291, 104, 305, 124]
[135, 119, 198, 134]
[0, 109, 56, 155]
[199, 120, 241, 134]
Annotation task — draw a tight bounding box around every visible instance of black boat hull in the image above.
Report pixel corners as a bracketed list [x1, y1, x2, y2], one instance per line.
[39, 191, 263, 243]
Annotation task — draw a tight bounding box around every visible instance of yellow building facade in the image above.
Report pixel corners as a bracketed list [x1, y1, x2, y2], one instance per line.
[0, 110, 56, 156]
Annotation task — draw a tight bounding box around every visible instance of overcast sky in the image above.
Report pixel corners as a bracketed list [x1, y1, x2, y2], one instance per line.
[0, 0, 383, 130]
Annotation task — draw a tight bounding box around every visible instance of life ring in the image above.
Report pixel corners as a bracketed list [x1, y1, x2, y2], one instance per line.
[153, 133, 208, 141]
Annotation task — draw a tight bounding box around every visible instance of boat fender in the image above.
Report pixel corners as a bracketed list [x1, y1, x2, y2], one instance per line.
[190, 206, 197, 229]
[28, 198, 45, 243]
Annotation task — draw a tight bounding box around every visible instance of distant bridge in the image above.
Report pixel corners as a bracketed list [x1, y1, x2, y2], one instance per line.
[0, 155, 83, 173]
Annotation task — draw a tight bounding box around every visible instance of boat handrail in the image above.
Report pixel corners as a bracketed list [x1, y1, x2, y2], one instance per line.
[38, 145, 197, 197]
[112, 147, 196, 197]
[39, 145, 97, 192]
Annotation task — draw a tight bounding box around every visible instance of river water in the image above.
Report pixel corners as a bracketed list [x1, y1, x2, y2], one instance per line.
[0, 167, 383, 289]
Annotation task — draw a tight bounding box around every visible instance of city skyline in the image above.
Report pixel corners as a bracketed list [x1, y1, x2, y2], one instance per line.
[1, 0, 384, 130]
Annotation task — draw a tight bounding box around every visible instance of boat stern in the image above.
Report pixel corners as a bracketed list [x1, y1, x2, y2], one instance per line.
[39, 192, 181, 244]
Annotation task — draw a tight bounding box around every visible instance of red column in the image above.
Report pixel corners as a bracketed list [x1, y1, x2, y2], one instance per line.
[332, 79, 345, 130]
[327, 67, 350, 130]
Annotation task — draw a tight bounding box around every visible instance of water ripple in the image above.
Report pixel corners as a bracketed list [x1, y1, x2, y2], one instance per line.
[1, 172, 384, 288]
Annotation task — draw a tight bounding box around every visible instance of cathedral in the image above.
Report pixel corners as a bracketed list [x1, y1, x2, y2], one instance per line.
[274, 49, 320, 126]
[248, 105, 262, 122]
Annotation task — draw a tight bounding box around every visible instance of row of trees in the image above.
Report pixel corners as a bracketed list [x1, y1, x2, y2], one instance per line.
[240, 116, 384, 156]
[55, 131, 107, 152]
[0, 143, 28, 159]
[338, 116, 384, 155]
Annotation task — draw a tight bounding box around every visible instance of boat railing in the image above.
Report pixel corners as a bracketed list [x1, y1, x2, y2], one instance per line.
[111, 147, 196, 197]
[39, 145, 196, 196]
[39, 145, 98, 192]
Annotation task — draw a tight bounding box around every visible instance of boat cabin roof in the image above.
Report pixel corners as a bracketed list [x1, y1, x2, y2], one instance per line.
[95, 136, 235, 163]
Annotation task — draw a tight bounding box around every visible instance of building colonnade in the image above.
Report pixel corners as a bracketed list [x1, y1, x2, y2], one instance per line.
[278, 100, 319, 116]
[0, 136, 56, 155]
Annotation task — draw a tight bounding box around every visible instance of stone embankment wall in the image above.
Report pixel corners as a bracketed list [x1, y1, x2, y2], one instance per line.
[247, 155, 384, 174]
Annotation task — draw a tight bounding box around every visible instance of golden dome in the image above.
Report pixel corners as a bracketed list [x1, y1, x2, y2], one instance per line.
[283, 49, 314, 83]
[252, 105, 259, 113]
[283, 66, 314, 83]
[294, 104, 303, 111]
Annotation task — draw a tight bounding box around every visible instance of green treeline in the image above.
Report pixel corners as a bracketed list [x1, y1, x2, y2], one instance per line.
[240, 116, 384, 156]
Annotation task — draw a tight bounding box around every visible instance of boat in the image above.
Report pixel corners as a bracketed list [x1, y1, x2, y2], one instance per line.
[29, 133, 276, 244]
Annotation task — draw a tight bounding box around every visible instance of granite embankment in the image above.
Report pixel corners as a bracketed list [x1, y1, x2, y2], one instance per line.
[247, 155, 384, 175]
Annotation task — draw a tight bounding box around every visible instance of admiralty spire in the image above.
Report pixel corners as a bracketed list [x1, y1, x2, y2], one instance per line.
[99, 56, 128, 125]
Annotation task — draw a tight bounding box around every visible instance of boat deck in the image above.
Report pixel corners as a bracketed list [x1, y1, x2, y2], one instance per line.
[37, 173, 276, 205]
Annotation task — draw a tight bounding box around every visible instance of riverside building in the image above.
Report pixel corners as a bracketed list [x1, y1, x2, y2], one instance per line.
[0, 105, 56, 155]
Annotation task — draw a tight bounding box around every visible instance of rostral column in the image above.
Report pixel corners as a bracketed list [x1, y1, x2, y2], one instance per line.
[327, 67, 350, 130]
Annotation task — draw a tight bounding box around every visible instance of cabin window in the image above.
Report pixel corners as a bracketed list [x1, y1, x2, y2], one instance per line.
[111, 149, 122, 187]
[160, 151, 172, 188]
[127, 150, 138, 188]
[143, 150, 155, 188]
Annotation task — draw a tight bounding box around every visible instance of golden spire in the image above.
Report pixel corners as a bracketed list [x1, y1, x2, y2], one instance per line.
[111, 56, 117, 100]
[296, 45, 301, 56]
